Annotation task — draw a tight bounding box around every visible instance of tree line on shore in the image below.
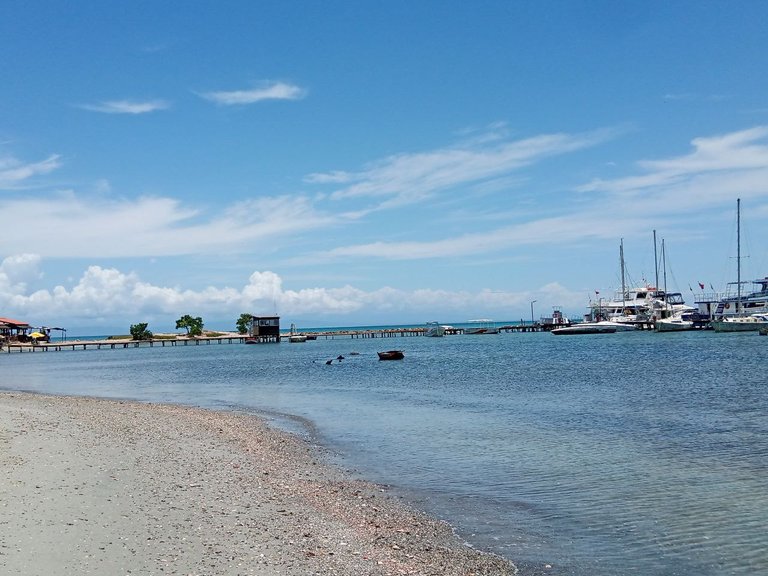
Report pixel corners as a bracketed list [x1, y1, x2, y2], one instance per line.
[129, 313, 254, 341]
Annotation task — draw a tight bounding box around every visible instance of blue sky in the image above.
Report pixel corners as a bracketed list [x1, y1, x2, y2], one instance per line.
[2, 1, 768, 333]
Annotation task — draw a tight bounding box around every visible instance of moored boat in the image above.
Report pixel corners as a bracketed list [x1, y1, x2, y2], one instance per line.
[552, 320, 636, 335]
[287, 322, 308, 342]
[711, 200, 768, 333]
[552, 323, 616, 335]
[712, 314, 768, 332]
[712, 277, 768, 319]
[424, 321, 446, 337]
[590, 237, 693, 327]
[377, 350, 404, 360]
[655, 311, 696, 332]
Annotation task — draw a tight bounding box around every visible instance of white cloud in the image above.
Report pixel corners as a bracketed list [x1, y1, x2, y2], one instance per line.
[309, 128, 617, 211]
[310, 126, 768, 263]
[79, 99, 170, 114]
[316, 211, 653, 262]
[578, 126, 768, 197]
[0, 154, 61, 189]
[0, 261, 585, 328]
[0, 253, 44, 295]
[0, 193, 336, 258]
[199, 82, 305, 105]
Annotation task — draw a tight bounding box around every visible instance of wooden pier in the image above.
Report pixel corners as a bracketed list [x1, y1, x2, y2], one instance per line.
[4, 334, 249, 353]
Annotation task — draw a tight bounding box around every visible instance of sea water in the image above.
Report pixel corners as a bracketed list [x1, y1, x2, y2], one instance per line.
[2, 330, 766, 575]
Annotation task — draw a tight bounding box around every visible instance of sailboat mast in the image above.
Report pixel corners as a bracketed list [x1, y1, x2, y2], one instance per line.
[620, 239, 626, 311]
[662, 239, 667, 293]
[653, 229, 659, 290]
[737, 197, 741, 314]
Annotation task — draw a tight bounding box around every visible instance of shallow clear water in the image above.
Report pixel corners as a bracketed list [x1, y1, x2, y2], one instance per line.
[2, 330, 766, 575]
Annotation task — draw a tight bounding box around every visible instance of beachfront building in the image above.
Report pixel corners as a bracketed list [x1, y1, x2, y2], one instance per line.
[248, 316, 280, 343]
[0, 317, 31, 344]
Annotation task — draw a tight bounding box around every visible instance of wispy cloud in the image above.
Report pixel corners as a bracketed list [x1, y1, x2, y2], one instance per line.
[663, 93, 730, 103]
[307, 128, 618, 211]
[199, 81, 305, 105]
[313, 126, 768, 263]
[315, 211, 653, 262]
[577, 126, 768, 207]
[0, 154, 61, 190]
[79, 99, 170, 114]
[0, 193, 336, 258]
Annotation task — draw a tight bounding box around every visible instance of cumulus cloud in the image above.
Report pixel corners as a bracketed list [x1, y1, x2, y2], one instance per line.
[1, 261, 574, 326]
[199, 82, 305, 105]
[78, 99, 170, 114]
[0, 254, 44, 294]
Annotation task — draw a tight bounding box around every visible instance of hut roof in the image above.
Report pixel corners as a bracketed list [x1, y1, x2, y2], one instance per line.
[0, 317, 31, 329]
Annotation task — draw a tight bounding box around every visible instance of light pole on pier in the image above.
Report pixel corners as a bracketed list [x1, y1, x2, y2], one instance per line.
[530, 300, 537, 326]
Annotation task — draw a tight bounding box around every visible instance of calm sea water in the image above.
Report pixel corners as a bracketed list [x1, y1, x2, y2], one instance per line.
[2, 330, 766, 575]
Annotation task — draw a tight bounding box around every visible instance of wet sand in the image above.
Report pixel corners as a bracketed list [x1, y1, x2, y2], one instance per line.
[0, 392, 516, 575]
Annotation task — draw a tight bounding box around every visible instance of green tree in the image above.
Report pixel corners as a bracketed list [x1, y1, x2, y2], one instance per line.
[176, 315, 204, 337]
[129, 323, 153, 341]
[236, 313, 253, 334]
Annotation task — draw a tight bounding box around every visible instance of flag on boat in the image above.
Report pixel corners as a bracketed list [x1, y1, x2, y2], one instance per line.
[699, 282, 705, 289]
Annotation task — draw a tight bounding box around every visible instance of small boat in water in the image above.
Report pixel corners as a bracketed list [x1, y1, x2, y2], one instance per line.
[552, 321, 636, 335]
[287, 322, 308, 342]
[377, 350, 404, 360]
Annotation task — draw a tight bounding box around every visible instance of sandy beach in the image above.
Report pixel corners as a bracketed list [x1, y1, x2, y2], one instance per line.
[0, 392, 516, 575]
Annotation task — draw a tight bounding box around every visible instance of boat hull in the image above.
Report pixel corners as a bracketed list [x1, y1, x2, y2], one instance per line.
[377, 350, 404, 360]
[712, 317, 768, 332]
[655, 320, 694, 332]
[552, 324, 616, 335]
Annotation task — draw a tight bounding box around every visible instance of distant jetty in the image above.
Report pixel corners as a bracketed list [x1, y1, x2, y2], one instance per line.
[3, 322, 563, 353]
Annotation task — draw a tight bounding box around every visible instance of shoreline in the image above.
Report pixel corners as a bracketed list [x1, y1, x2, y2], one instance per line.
[0, 391, 516, 575]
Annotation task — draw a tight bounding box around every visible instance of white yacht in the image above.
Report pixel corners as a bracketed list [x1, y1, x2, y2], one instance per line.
[590, 237, 693, 327]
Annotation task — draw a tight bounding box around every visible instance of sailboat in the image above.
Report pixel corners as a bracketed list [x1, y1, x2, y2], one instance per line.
[711, 199, 768, 333]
